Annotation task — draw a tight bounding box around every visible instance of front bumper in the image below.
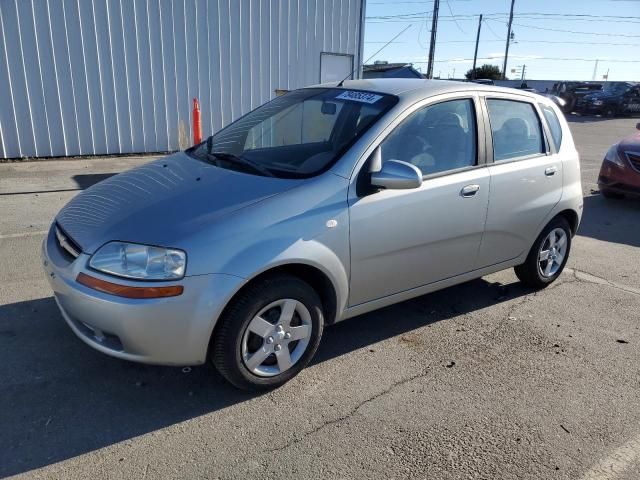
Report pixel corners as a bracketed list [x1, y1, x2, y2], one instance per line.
[42, 227, 245, 366]
[598, 161, 640, 197]
[576, 102, 606, 114]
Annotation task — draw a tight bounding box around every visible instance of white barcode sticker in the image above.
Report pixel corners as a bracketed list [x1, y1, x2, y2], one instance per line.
[335, 90, 383, 104]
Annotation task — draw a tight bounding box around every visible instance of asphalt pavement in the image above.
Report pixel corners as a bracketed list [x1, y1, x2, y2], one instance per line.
[1, 117, 639, 479]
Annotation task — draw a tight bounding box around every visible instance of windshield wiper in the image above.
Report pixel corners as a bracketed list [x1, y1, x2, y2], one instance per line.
[204, 136, 274, 177]
[209, 152, 275, 177]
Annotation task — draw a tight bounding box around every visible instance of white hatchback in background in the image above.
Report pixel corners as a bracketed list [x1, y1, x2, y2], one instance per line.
[43, 80, 582, 390]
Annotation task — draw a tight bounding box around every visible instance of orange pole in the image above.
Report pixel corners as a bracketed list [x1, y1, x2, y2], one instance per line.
[192, 97, 202, 145]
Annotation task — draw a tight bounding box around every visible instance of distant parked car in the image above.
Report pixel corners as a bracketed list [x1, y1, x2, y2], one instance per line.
[551, 81, 603, 113]
[598, 123, 640, 198]
[43, 79, 583, 390]
[579, 82, 640, 117]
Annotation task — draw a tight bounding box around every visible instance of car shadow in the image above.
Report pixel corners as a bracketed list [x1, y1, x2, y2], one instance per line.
[72, 173, 116, 190]
[0, 277, 530, 477]
[578, 194, 640, 248]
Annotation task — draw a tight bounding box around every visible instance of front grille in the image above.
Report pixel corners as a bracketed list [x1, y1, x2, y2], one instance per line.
[55, 224, 81, 259]
[626, 152, 640, 173]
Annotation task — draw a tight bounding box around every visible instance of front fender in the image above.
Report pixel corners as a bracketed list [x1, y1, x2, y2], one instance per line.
[219, 236, 350, 324]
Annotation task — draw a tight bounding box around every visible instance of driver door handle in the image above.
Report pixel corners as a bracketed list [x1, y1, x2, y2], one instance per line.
[545, 166, 558, 176]
[461, 184, 480, 197]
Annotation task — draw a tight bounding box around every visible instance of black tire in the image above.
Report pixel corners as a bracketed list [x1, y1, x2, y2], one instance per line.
[605, 105, 619, 118]
[211, 274, 324, 391]
[514, 217, 572, 289]
[601, 188, 624, 199]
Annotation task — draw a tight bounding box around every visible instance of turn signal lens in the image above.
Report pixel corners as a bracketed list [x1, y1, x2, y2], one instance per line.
[77, 273, 184, 299]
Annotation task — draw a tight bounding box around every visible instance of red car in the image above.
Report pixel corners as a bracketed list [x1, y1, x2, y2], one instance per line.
[598, 123, 640, 199]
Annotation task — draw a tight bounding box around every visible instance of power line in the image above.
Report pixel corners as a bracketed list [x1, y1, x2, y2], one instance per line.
[410, 56, 640, 63]
[486, 18, 640, 37]
[436, 39, 640, 46]
[444, 0, 466, 33]
[365, 12, 640, 24]
[366, 12, 640, 21]
[482, 18, 503, 40]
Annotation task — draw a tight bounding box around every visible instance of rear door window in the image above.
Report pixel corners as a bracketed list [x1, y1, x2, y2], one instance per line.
[486, 99, 544, 161]
[540, 104, 562, 150]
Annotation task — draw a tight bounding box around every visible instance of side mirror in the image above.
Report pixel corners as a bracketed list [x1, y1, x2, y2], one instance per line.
[636, 122, 640, 131]
[371, 159, 423, 190]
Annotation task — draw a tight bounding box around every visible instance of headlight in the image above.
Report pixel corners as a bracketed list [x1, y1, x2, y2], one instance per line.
[593, 100, 603, 106]
[90, 242, 186, 280]
[604, 144, 625, 167]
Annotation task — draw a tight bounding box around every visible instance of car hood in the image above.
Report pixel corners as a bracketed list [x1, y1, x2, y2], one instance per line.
[55, 152, 299, 254]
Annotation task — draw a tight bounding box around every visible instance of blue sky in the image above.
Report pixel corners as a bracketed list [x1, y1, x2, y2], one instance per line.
[363, 0, 640, 81]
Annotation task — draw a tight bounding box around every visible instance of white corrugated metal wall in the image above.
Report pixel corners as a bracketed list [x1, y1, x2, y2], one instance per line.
[0, 0, 364, 159]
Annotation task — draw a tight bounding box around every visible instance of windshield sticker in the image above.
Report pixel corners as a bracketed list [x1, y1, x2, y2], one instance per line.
[335, 90, 383, 104]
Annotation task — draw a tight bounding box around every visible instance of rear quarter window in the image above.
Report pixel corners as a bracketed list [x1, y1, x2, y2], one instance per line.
[540, 104, 563, 150]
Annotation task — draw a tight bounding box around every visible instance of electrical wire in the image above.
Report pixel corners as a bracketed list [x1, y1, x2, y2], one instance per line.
[492, 19, 640, 38]
[436, 39, 640, 46]
[445, 0, 466, 34]
[482, 18, 503, 40]
[409, 56, 640, 63]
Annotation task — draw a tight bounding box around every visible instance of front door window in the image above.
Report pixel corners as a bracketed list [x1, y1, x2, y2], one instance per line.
[380, 99, 477, 176]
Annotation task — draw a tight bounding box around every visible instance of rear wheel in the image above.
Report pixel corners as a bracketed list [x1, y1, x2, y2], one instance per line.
[514, 217, 572, 289]
[605, 105, 619, 118]
[211, 274, 324, 391]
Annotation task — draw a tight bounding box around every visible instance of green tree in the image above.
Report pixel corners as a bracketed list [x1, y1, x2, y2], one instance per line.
[465, 64, 503, 80]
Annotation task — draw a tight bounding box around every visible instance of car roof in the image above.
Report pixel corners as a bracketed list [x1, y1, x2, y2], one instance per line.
[308, 78, 542, 102]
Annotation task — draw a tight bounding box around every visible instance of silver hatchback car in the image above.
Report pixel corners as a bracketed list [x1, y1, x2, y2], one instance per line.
[43, 79, 582, 390]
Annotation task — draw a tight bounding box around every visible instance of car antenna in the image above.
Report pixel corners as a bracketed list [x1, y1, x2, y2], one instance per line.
[337, 24, 413, 88]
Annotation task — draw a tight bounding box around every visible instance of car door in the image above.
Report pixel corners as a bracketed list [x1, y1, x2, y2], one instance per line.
[476, 95, 563, 268]
[348, 96, 490, 306]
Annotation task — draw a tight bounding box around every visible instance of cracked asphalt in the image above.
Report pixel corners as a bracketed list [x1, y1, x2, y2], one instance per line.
[1, 117, 640, 479]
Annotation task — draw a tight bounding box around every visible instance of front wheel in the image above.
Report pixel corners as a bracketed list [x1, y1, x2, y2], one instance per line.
[211, 274, 324, 391]
[514, 217, 572, 289]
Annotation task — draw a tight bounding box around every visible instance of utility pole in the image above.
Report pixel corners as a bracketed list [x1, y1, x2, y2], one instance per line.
[502, 0, 515, 80]
[426, 0, 440, 79]
[521, 64, 526, 81]
[472, 14, 483, 79]
[592, 59, 599, 81]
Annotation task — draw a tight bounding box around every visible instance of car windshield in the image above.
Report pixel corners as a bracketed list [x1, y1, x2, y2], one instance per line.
[604, 83, 632, 95]
[187, 88, 397, 178]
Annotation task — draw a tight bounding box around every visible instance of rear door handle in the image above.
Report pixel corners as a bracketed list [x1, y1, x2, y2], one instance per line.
[461, 184, 480, 197]
[545, 166, 558, 176]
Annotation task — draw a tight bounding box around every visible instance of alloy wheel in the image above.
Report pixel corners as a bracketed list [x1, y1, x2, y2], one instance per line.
[538, 227, 568, 278]
[241, 299, 312, 377]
